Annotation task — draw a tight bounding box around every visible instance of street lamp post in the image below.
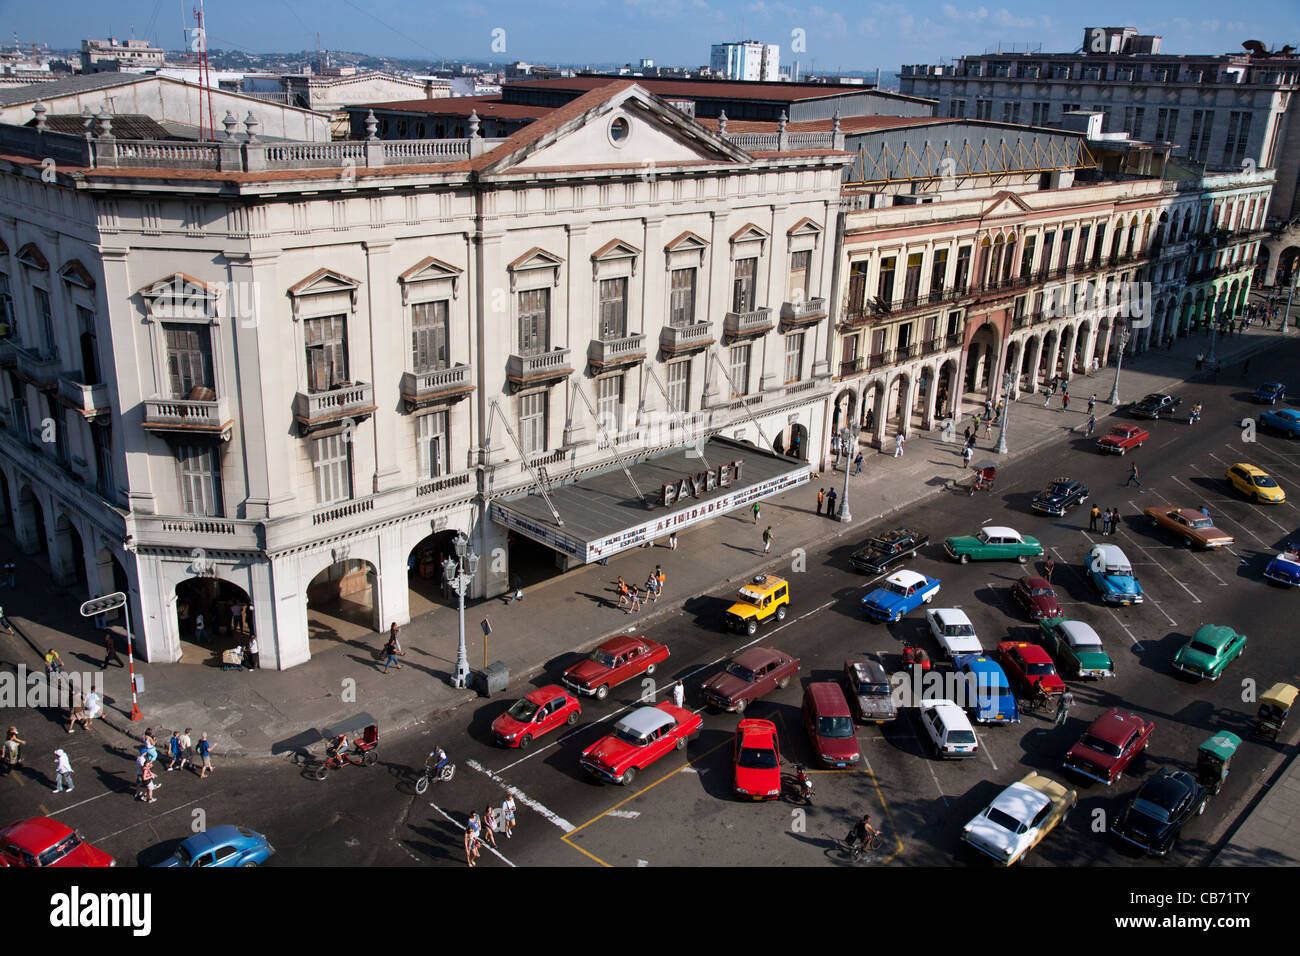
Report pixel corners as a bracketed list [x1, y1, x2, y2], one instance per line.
[837, 426, 853, 522]
[995, 372, 1012, 455]
[1107, 322, 1130, 406]
[1207, 298, 1220, 363]
[441, 532, 479, 689]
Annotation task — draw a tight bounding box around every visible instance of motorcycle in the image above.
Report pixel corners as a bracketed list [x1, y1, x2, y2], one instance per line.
[414, 753, 455, 794]
[790, 763, 814, 805]
[901, 641, 931, 676]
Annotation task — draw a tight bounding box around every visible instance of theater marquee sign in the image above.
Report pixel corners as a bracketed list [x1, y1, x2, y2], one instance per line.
[660, 459, 744, 507]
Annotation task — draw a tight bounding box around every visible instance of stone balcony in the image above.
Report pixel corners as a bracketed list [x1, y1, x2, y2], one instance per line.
[659, 322, 715, 357]
[293, 382, 376, 435]
[7, 342, 62, 389]
[723, 307, 775, 341]
[400, 363, 474, 412]
[506, 348, 573, 392]
[57, 374, 110, 422]
[587, 333, 647, 373]
[143, 393, 235, 440]
[779, 297, 828, 331]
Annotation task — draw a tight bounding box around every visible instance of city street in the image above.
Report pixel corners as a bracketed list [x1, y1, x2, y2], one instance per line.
[10, 332, 1295, 868]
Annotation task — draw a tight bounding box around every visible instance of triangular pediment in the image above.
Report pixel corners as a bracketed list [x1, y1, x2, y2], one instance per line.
[59, 259, 96, 290]
[730, 223, 771, 244]
[481, 84, 749, 177]
[664, 231, 709, 254]
[398, 256, 463, 303]
[508, 247, 565, 273]
[980, 191, 1033, 220]
[139, 272, 217, 299]
[288, 268, 361, 298]
[591, 239, 641, 262]
[787, 217, 823, 238]
[15, 243, 49, 271]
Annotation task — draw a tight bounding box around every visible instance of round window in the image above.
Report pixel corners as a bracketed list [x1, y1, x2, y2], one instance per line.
[609, 116, 630, 145]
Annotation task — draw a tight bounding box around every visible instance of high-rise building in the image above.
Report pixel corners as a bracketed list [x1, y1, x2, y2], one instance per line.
[710, 41, 781, 83]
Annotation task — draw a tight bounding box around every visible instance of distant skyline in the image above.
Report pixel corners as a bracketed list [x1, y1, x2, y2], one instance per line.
[5, 0, 1297, 71]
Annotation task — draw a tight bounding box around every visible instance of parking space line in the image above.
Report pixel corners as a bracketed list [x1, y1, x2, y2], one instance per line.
[428, 802, 516, 867]
[1051, 546, 1156, 640]
[975, 730, 999, 771]
[466, 759, 574, 832]
[47, 790, 115, 815]
[92, 795, 211, 843]
[1121, 506, 1201, 603]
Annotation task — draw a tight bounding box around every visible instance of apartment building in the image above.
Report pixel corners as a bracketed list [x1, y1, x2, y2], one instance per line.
[0, 81, 847, 669]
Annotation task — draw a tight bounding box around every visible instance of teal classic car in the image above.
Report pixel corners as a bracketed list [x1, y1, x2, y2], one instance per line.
[1172, 625, 1246, 681]
[944, 526, 1043, 564]
[1038, 617, 1115, 679]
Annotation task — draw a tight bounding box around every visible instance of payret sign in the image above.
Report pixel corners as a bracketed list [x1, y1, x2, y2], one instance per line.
[660, 459, 744, 507]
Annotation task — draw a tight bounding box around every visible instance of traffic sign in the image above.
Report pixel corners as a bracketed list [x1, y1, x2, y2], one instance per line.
[80, 592, 126, 617]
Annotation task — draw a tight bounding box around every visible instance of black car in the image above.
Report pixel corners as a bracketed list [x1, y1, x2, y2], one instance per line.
[1031, 477, 1090, 516]
[849, 527, 929, 573]
[1130, 393, 1181, 420]
[1111, 769, 1208, 856]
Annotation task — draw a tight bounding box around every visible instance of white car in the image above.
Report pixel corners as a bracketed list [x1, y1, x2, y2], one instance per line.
[926, 608, 982, 659]
[961, 772, 1078, 865]
[918, 699, 979, 759]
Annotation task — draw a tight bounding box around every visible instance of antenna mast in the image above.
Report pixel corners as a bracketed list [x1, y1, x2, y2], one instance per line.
[193, 2, 216, 141]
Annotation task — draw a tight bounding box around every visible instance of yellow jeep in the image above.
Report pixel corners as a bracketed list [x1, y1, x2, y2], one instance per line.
[724, 574, 790, 635]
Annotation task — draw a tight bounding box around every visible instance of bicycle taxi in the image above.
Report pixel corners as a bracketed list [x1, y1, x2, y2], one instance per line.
[1195, 731, 1241, 796]
[1255, 683, 1298, 741]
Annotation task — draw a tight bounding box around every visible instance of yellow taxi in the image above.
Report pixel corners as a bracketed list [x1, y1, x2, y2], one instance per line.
[1225, 462, 1286, 504]
[723, 574, 790, 636]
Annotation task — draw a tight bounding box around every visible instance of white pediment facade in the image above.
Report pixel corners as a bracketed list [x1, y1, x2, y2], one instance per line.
[980, 192, 1032, 220]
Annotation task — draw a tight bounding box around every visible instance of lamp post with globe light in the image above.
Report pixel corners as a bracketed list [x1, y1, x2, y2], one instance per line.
[441, 532, 479, 689]
[837, 427, 853, 522]
[995, 372, 1012, 455]
[1107, 322, 1131, 407]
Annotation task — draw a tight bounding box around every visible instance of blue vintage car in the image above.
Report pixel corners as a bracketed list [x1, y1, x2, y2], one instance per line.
[953, 654, 1020, 725]
[861, 569, 940, 622]
[1264, 547, 1300, 586]
[154, 825, 275, 867]
[1086, 544, 1144, 605]
[1260, 408, 1300, 438]
[1254, 382, 1287, 405]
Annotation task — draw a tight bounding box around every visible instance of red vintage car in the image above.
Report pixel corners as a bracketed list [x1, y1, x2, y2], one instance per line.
[996, 641, 1066, 696]
[733, 718, 781, 800]
[700, 646, 800, 713]
[0, 818, 115, 867]
[491, 684, 581, 749]
[1012, 575, 1063, 621]
[579, 702, 702, 785]
[562, 635, 669, 701]
[1063, 707, 1154, 785]
[1096, 424, 1150, 455]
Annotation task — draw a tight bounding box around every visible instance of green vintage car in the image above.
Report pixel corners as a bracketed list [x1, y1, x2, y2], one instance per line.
[1038, 617, 1115, 679]
[944, 526, 1043, 564]
[1171, 625, 1246, 681]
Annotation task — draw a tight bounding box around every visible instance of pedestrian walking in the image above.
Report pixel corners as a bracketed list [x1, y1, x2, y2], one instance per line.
[616, 576, 629, 609]
[966, 433, 977, 451]
[464, 812, 481, 866]
[668, 531, 677, 551]
[1062, 392, 1070, 412]
[655, 565, 666, 596]
[1195, 351, 1204, 370]
[502, 794, 517, 839]
[1110, 508, 1122, 534]
[1101, 509, 1112, 535]
[894, 433, 905, 457]
[1086, 414, 1096, 436]
[102, 632, 124, 669]
[1043, 386, 1053, 408]
[996, 399, 1005, 420]
[52, 749, 74, 793]
[198, 733, 213, 778]
[166, 731, 183, 771]
[629, 585, 641, 614]
[762, 526, 774, 554]
[508, 572, 524, 604]
[482, 805, 501, 850]
[44, 648, 63, 676]
[1054, 690, 1074, 727]
[1043, 557, 1056, 582]
[644, 572, 659, 602]
[181, 728, 194, 771]
[983, 416, 993, 438]
[382, 629, 404, 673]
[984, 398, 993, 420]
[1089, 505, 1100, 532]
[816, 488, 825, 515]
[143, 728, 158, 764]
[961, 445, 972, 468]
[1125, 463, 1142, 488]
[2, 727, 25, 774]
[963, 426, 971, 446]
[854, 452, 864, 475]
[865, 409, 875, 433]
[672, 680, 685, 709]
[752, 502, 761, 524]
[246, 634, 259, 671]
[826, 488, 838, 517]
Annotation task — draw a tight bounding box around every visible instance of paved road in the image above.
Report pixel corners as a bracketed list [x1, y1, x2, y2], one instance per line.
[9, 339, 1296, 868]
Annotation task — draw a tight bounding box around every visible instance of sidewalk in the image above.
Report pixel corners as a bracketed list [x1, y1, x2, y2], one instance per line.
[0, 317, 1288, 763]
[1212, 747, 1300, 867]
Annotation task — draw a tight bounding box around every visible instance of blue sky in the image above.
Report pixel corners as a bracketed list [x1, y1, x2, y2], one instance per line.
[2, 0, 1296, 70]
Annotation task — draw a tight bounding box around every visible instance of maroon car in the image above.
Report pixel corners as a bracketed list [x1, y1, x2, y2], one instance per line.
[700, 647, 800, 713]
[1096, 425, 1150, 455]
[1063, 707, 1154, 785]
[562, 635, 669, 701]
[0, 818, 115, 867]
[1012, 576, 1062, 621]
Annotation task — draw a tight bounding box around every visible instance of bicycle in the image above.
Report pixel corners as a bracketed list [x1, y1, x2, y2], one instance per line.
[836, 833, 884, 863]
[1020, 691, 1060, 718]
